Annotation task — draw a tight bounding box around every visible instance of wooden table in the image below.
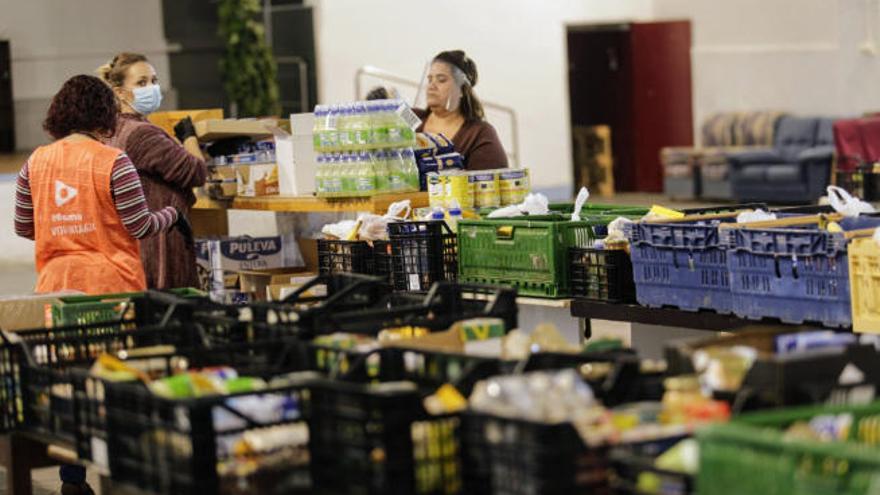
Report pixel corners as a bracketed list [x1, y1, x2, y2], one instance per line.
[189, 192, 429, 237]
[570, 299, 831, 340]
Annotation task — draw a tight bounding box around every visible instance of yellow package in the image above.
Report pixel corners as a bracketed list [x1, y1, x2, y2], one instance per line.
[649, 205, 685, 219]
[444, 172, 474, 209]
[427, 173, 446, 208]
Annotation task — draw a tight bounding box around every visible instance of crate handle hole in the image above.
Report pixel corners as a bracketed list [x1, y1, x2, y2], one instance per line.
[774, 257, 782, 279]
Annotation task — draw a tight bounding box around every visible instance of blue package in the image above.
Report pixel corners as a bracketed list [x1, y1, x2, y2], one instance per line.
[775, 330, 857, 355]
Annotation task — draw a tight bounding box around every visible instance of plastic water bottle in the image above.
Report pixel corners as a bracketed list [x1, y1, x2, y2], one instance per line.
[341, 151, 355, 196]
[447, 201, 463, 232]
[400, 148, 420, 191]
[387, 99, 416, 147]
[387, 149, 405, 192]
[373, 150, 390, 193]
[338, 104, 354, 151]
[356, 151, 377, 196]
[351, 102, 371, 149]
[367, 100, 388, 149]
[313, 105, 326, 152]
[315, 154, 327, 196]
[324, 153, 338, 197]
[325, 105, 340, 152]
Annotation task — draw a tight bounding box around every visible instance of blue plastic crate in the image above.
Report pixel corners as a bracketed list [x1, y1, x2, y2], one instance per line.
[626, 218, 735, 313]
[724, 216, 880, 328]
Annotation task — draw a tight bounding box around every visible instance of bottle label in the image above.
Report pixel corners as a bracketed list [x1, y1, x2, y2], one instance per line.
[396, 103, 422, 131]
[357, 176, 376, 192]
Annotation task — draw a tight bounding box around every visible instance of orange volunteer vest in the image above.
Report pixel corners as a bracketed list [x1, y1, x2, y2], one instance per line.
[27, 139, 147, 294]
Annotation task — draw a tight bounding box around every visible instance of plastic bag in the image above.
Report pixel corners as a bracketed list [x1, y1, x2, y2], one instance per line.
[605, 216, 635, 243]
[827, 186, 876, 217]
[383, 199, 411, 220]
[571, 187, 590, 221]
[736, 209, 777, 223]
[321, 220, 359, 240]
[486, 193, 550, 218]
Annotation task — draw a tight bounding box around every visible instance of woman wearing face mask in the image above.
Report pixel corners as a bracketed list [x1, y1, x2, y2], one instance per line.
[97, 52, 207, 289]
[415, 50, 508, 170]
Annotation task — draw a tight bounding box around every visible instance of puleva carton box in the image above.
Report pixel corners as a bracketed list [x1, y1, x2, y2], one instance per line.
[195, 235, 304, 291]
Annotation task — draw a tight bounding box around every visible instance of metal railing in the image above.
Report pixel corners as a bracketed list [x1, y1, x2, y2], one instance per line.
[355, 65, 520, 167]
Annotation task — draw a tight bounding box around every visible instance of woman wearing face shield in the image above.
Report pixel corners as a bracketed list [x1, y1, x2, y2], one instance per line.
[97, 53, 207, 289]
[415, 50, 508, 170]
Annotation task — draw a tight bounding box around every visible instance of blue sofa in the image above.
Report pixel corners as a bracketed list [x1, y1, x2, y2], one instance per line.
[727, 116, 836, 203]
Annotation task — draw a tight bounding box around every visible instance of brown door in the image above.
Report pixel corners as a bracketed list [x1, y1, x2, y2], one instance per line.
[567, 25, 635, 192]
[630, 21, 693, 193]
[567, 21, 693, 193]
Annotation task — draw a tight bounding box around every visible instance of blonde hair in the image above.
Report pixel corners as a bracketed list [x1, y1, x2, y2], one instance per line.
[96, 52, 148, 88]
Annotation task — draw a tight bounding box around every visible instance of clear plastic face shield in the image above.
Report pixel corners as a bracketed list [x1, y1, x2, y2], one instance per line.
[414, 60, 468, 112]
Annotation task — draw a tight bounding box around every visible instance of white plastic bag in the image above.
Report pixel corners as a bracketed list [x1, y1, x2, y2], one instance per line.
[736, 209, 777, 223]
[383, 199, 411, 220]
[605, 217, 634, 243]
[321, 220, 359, 239]
[486, 193, 550, 218]
[827, 186, 876, 217]
[571, 187, 590, 221]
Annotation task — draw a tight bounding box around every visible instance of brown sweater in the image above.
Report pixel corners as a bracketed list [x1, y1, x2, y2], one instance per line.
[105, 113, 208, 289]
[415, 109, 508, 170]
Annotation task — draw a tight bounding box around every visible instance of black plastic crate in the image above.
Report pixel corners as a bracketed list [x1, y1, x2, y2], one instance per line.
[373, 240, 394, 285]
[308, 377, 462, 495]
[318, 239, 376, 276]
[664, 329, 880, 413]
[74, 335, 309, 466]
[104, 372, 314, 495]
[461, 413, 611, 495]
[609, 436, 694, 495]
[265, 280, 517, 338]
[569, 248, 636, 303]
[0, 322, 192, 447]
[388, 221, 457, 292]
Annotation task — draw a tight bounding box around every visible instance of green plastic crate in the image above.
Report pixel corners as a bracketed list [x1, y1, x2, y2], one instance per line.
[698, 401, 880, 495]
[457, 214, 610, 297]
[51, 288, 204, 327]
[478, 203, 649, 219]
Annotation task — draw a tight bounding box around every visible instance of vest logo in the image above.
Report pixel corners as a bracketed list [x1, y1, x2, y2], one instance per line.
[55, 180, 78, 207]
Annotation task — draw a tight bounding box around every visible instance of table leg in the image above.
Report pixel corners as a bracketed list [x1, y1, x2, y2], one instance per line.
[0, 434, 57, 495]
[581, 318, 592, 342]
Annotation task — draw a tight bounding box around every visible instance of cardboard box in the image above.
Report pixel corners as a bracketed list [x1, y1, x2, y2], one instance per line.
[239, 269, 313, 301]
[236, 162, 280, 197]
[272, 114, 319, 196]
[196, 235, 304, 291]
[0, 291, 81, 331]
[208, 164, 238, 181]
[266, 272, 324, 301]
[195, 119, 275, 142]
[148, 109, 224, 137]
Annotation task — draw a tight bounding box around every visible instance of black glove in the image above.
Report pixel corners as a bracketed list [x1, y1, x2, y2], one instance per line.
[174, 116, 197, 143]
[173, 207, 194, 248]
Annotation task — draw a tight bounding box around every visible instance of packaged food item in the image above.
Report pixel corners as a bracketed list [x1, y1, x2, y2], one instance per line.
[427, 173, 446, 208]
[444, 171, 474, 209]
[499, 168, 530, 206]
[472, 171, 501, 208]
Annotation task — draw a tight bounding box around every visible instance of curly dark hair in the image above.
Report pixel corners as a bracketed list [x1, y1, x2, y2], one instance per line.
[43, 75, 118, 140]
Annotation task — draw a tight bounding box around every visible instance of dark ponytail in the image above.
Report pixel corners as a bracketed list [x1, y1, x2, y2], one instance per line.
[433, 50, 485, 122]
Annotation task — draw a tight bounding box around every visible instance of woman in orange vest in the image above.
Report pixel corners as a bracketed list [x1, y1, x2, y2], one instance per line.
[13, 75, 191, 494]
[14, 74, 190, 295]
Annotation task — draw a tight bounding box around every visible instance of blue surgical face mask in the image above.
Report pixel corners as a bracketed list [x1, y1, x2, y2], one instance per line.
[128, 84, 162, 115]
